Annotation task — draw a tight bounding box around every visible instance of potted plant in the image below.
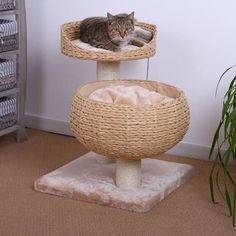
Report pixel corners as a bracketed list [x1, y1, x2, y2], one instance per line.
[209, 65, 236, 226]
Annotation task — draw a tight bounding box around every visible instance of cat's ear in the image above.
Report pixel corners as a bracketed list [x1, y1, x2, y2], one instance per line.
[127, 11, 134, 21]
[107, 12, 114, 22]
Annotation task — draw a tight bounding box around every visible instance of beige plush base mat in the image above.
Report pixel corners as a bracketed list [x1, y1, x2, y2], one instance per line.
[34, 152, 194, 212]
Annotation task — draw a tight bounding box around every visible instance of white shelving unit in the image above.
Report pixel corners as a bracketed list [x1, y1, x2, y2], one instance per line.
[0, 0, 27, 142]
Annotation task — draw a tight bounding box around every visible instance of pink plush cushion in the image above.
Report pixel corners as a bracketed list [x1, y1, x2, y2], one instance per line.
[88, 85, 173, 106]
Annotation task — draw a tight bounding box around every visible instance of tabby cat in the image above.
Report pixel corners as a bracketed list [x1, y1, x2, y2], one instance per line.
[79, 12, 137, 51]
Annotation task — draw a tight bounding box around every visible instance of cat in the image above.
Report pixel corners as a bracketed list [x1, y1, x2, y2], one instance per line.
[79, 12, 137, 52]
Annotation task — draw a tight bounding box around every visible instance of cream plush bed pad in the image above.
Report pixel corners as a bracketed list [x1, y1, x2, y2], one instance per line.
[72, 39, 138, 52]
[88, 85, 173, 106]
[72, 27, 152, 53]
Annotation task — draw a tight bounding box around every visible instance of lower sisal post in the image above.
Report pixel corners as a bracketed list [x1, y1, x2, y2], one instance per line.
[116, 159, 141, 189]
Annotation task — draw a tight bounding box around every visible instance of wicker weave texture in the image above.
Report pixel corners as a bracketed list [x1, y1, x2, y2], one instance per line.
[0, 0, 15, 11]
[61, 21, 156, 61]
[0, 34, 18, 52]
[70, 80, 190, 160]
[0, 58, 16, 91]
[0, 96, 17, 130]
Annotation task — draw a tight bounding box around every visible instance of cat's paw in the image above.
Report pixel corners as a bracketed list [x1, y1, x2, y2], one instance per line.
[111, 46, 120, 52]
[103, 43, 120, 52]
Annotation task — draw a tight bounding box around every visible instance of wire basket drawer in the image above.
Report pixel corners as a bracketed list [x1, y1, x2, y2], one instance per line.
[0, 0, 15, 11]
[0, 58, 16, 91]
[0, 96, 17, 130]
[0, 19, 18, 52]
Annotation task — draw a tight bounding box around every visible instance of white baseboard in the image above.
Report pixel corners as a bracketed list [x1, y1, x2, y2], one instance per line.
[167, 142, 211, 161]
[24, 114, 211, 161]
[24, 113, 72, 136]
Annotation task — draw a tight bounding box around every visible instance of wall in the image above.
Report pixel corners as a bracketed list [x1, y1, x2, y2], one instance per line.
[25, 0, 236, 160]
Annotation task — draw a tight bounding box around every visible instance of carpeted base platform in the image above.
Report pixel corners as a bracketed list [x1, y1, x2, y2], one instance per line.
[34, 152, 194, 212]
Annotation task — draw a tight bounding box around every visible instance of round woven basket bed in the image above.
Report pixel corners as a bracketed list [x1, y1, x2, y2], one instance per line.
[70, 80, 190, 160]
[61, 21, 157, 61]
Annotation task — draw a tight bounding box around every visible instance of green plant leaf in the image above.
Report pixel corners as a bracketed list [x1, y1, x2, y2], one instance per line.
[209, 121, 223, 160]
[225, 186, 232, 216]
[216, 166, 224, 199]
[226, 76, 236, 95]
[215, 65, 236, 96]
[218, 150, 235, 186]
[210, 65, 236, 227]
[209, 153, 220, 203]
[223, 148, 232, 176]
[209, 174, 216, 204]
[233, 187, 236, 227]
[222, 94, 234, 120]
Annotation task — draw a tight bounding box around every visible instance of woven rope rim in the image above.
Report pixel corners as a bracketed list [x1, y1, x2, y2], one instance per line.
[76, 79, 185, 109]
[61, 21, 157, 61]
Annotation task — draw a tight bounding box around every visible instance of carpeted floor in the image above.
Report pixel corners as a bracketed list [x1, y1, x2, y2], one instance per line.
[0, 129, 235, 236]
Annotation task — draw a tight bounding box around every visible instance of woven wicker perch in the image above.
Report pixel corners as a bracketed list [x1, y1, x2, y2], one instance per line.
[61, 21, 157, 61]
[70, 80, 190, 160]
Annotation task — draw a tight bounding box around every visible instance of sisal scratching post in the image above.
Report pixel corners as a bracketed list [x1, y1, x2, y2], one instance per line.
[97, 61, 120, 81]
[94, 153, 115, 164]
[116, 159, 141, 189]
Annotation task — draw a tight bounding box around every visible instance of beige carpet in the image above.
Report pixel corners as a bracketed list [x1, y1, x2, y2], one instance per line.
[0, 129, 235, 236]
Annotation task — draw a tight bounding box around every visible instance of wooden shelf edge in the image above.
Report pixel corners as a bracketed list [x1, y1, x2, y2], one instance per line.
[0, 88, 20, 97]
[0, 9, 19, 16]
[0, 49, 19, 56]
[0, 124, 20, 136]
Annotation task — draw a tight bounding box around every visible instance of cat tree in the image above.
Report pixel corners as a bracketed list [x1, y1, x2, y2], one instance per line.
[34, 20, 194, 212]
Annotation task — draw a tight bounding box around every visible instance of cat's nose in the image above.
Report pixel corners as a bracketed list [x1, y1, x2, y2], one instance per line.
[120, 32, 125, 38]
